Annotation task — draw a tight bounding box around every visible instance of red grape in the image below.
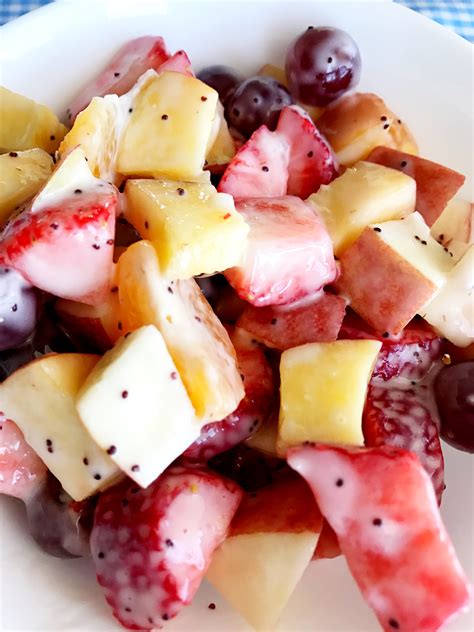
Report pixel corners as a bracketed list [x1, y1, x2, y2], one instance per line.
[197, 65, 244, 103]
[285, 26, 361, 106]
[435, 362, 474, 453]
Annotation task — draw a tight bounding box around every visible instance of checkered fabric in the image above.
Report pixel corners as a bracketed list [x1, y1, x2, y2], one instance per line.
[0, 1, 473, 40]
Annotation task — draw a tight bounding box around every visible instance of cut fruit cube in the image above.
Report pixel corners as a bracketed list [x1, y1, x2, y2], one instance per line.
[206, 101, 236, 171]
[0, 353, 120, 501]
[367, 146, 466, 226]
[336, 212, 455, 333]
[207, 471, 322, 631]
[117, 241, 244, 421]
[77, 325, 200, 488]
[431, 198, 473, 262]
[0, 86, 67, 153]
[117, 71, 218, 180]
[124, 178, 248, 279]
[420, 245, 474, 347]
[277, 340, 381, 454]
[307, 161, 416, 256]
[245, 410, 279, 457]
[224, 196, 337, 307]
[0, 149, 53, 226]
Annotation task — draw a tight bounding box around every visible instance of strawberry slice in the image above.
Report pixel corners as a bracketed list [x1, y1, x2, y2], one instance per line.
[218, 126, 290, 198]
[0, 413, 47, 501]
[158, 50, 194, 76]
[288, 444, 471, 632]
[363, 383, 445, 502]
[0, 187, 117, 304]
[276, 105, 338, 198]
[183, 328, 277, 462]
[224, 196, 337, 306]
[237, 292, 346, 351]
[68, 36, 170, 120]
[91, 466, 242, 630]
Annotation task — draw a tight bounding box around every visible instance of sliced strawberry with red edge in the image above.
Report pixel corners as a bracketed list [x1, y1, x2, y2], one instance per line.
[91, 466, 242, 630]
[158, 50, 194, 76]
[237, 292, 346, 351]
[288, 444, 471, 632]
[276, 105, 338, 198]
[218, 126, 290, 199]
[68, 36, 170, 120]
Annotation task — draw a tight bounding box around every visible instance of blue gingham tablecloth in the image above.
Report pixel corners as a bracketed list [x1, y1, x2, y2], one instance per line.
[0, 0, 473, 41]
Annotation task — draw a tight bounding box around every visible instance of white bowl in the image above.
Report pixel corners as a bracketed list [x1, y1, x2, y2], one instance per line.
[0, 1, 472, 630]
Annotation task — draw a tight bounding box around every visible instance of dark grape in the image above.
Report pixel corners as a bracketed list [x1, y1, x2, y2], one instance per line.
[0, 266, 40, 352]
[225, 75, 293, 138]
[435, 361, 474, 453]
[285, 26, 361, 106]
[208, 445, 276, 492]
[25, 474, 96, 558]
[197, 65, 244, 103]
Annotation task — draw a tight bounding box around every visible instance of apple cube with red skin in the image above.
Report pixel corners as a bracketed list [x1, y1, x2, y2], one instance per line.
[431, 197, 473, 262]
[367, 146, 466, 226]
[224, 196, 337, 307]
[336, 212, 454, 334]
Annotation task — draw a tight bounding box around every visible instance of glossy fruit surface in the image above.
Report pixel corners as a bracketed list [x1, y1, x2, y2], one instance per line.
[435, 361, 474, 453]
[197, 65, 244, 103]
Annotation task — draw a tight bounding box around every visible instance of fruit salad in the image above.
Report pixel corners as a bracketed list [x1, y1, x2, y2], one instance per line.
[0, 25, 473, 632]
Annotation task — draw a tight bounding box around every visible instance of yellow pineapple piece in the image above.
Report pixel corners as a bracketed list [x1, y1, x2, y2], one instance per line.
[117, 72, 218, 180]
[307, 161, 416, 256]
[0, 149, 53, 226]
[0, 86, 67, 153]
[206, 101, 236, 167]
[277, 340, 382, 454]
[124, 178, 248, 279]
[118, 240, 244, 421]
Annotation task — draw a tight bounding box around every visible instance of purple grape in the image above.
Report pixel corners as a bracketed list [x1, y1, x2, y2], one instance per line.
[0, 266, 40, 352]
[285, 26, 361, 106]
[435, 361, 474, 453]
[197, 65, 244, 103]
[225, 76, 293, 138]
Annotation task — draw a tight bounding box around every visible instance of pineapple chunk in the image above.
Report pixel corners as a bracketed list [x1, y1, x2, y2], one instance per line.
[307, 161, 416, 256]
[0, 86, 67, 153]
[117, 240, 244, 421]
[0, 149, 53, 226]
[117, 71, 218, 180]
[0, 353, 121, 501]
[277, 340, 382, 454]
[206, 101, 236, 168]
[76, 325, 200, 488]
[124, 178, 248, 278]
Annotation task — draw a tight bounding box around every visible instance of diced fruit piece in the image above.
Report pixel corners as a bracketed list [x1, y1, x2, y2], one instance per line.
[0, 149, 53, 226]
[218, 125, 290, 198]
[276, 105, 338, 197]
[117, 241, 244, 422]
[0, 149, 117, 305]
[0, 414, 47, 501]
[67, 36, 170, 120]
[197, 65, 244, 103]
[237, 292, 346, 351]
[0, 353, 120, 501]
[0, 266, 40, 352]
[0, 86, 67, 153]
[307, 161, 416, 256]
[288, 444, 471, 632]
[420, 246, 474, 347]
[246, 410, 279, 457]
[206, 101, 236, 171]
[124, 179, 248, 279]
[184, 326, 276, 461]
[314, 520, 341, 560]
[225, 196, 337, 307]
[208, 444, 276, 492]
[316, 93, 418, 166]
[364, 383, 444, 502]
[158, 49, 193, 75]
[435, 362, 474, 454]
[278, 340, 381, 454]
[431, 198, 473, 262]
[336, 213, 454, 334]
[367, 146, 466, 226]
[77, 326, 200, 487]
[207, 471, 322, 631]
[91, 466, 242, 630]
[117, 72, 218, 180]
[25, 474, 95, 558]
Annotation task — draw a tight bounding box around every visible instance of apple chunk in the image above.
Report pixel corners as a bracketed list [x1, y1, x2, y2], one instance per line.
[0, 354, 121, 501]
[336, 212, 454, 333]
[277, 340, 381, 455]
[207, 471, 322, 630]
[431, 198, 473, 262]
